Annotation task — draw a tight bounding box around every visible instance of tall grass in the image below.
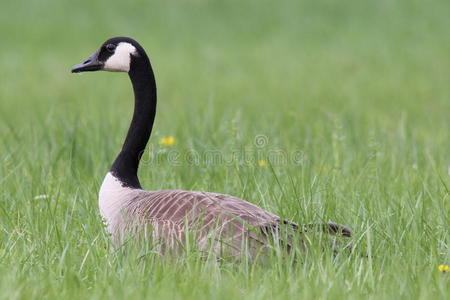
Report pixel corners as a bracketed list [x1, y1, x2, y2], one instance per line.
[0, 0, 449, 299]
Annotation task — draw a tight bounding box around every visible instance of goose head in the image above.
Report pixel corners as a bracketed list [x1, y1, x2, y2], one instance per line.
[71, 37, 144, 73]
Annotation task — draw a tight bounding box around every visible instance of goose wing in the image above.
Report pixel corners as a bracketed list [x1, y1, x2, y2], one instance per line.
[118, 190, 281, 253]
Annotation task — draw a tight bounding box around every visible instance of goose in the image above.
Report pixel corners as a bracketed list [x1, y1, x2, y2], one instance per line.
[71, 37, 351, 258]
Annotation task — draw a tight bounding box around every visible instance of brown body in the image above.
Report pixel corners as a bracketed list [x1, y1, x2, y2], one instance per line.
[100, 173, 350, 258]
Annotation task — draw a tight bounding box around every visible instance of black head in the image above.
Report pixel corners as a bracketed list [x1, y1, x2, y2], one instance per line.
[71, 37, 147, 73]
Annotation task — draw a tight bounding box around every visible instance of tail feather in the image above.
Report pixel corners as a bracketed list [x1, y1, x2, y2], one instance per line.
[259, 219, 352, 252]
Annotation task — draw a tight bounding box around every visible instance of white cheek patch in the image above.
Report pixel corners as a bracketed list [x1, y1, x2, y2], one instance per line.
[103, 42, 137, 72]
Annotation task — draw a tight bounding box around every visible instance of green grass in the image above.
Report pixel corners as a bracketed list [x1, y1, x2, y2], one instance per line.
[1, 0, 449, 299]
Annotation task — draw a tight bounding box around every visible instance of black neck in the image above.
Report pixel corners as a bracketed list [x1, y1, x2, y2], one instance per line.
[110, 54, 157, 188]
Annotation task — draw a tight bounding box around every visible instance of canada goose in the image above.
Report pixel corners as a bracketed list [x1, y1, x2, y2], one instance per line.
[71, 37, 351, 257]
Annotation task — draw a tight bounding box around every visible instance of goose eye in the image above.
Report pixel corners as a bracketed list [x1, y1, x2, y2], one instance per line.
[106, 44, 116, 53]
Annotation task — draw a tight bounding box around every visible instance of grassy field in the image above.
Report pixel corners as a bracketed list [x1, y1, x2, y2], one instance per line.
[0, 0, 449, 299]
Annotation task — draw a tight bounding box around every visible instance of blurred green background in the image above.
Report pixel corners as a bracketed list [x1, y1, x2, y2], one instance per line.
[0, 0, 449, 299]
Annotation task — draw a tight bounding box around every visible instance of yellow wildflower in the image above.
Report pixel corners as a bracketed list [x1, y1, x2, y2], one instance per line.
[159, 136, 175, 147]
[258, 160, 267, 167]
[438, 264, 449, 272]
